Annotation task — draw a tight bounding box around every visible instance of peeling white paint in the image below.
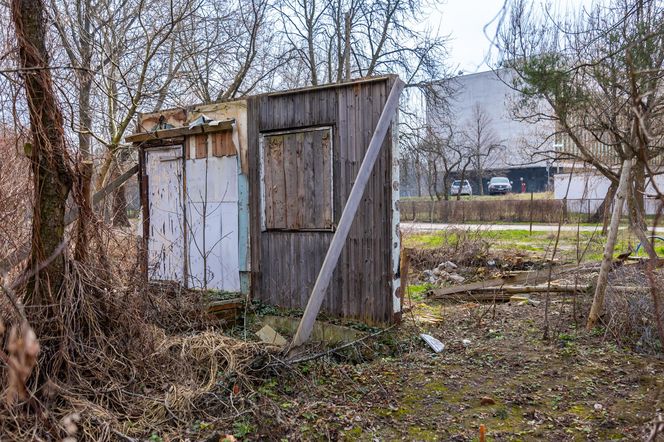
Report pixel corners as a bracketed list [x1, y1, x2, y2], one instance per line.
[185, 155, 241, 291]
[146, 147, 185, 282]
[391, 110, 402, 314]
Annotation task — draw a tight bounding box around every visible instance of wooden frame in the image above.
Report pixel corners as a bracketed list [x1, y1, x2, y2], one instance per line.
[258, 126, 335, 232]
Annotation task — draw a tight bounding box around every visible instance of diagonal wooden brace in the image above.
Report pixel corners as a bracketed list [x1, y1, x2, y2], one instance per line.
[289, 78, 405, 350]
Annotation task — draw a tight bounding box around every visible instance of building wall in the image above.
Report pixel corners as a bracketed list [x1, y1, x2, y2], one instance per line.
[137, 101, 252, 294]
[429, 69, 553, 169]
[247, 77, 399, 324]
[554, 171, 664, 214]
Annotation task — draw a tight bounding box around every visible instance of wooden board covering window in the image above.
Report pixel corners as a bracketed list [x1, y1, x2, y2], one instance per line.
[195, 134, 207, 158]
[262, 127, 332, 230]
[186, 130, 235, 159]
[212, 130, 236, 157]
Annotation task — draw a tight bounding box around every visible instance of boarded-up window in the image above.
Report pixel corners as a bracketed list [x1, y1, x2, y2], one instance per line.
[186, 130, 236, 159]
[261, 127, 333, 230]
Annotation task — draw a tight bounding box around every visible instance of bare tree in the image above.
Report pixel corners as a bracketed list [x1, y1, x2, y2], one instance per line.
[11, 0, 73, 299]
[276, 0, 449, 88]
[415, 124, 462, 200]
[462, 103, 504, 195]
[277, 0, 329, 86]
[496, 0, 664, 330]
[181, 0, 281, 103]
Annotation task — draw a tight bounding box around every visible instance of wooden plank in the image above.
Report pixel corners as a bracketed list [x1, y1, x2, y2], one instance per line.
[301, 131, 315, 228]
[290, 79, 405, 349]
[429, 263, 581, 298]
[185, 137, 192, 159]
[212, 130, 236, 157]
[126, 119, 233, 142]
[283, 133, 298, 229]
[343, 85, 355, 318]
[310, 129, 324, 229]
[295, 131, 305, 229]
[364, 81, 374, 322]
[321, 129, 333, 229]
[377, 80, 390, 322]
[269, 135, 286, 228]
[464, 285, 588, 295]
[262, 136, 274, 229]
[246, 97, 261, 299]
[289, 234, 297, 308]
[195, 134, 207, 159]
[334, 87, 347, 316]
[211, 132, 219, 156]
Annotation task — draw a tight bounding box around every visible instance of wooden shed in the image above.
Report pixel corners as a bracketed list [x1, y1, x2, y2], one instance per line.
[128, 76, 402, 324]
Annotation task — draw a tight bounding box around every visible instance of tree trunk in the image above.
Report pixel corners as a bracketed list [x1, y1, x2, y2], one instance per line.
[74, 74, 93, 261]
[477, 167, 484, 196]
[456, 170, 467, 201]
[589, 181, 616, 226]
[442, 173, 450, 201]
[111, 161, 130, 227]
[631, 160, 647, 230]
[112, 187, 129, 227]
[344, 11, 351, 81]
[587, 159, 633, 330]
[12, 0, 72, 303]
[74, 160, 93, 261]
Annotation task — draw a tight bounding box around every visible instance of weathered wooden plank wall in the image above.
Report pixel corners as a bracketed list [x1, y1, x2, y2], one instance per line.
[263, 128, 333, 230]
[247, 77, 396, 323]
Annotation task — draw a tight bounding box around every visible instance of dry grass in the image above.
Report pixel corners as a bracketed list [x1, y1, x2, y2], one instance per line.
[406, 228, 491, 272]
[0, 216, 278, 440]
[0, 132, 31, 277]
[604, 264, 664, 354]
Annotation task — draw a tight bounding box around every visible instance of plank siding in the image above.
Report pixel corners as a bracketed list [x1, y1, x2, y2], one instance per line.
[248, 77, 396, 324]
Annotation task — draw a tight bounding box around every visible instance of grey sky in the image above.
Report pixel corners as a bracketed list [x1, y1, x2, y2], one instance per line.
[424, 0, 599, 74]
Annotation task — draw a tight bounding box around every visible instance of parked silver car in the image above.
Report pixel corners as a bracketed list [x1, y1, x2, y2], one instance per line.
[488, 176, 512, 195]
[450, 179, 472, 196]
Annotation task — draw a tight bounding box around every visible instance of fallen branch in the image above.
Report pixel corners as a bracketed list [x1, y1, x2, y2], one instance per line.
[430, 283, 649, 302]
[287, 324, 398, 364]
[466, 285, 589, 295]
[429, 263, 581, 298]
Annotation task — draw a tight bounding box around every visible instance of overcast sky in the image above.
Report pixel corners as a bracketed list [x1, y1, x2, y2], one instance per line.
[425, 0, 598, 75]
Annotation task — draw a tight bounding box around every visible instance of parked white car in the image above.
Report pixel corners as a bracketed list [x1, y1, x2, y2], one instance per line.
[488, 177, 512, 195]
[450, 179, 473, 196]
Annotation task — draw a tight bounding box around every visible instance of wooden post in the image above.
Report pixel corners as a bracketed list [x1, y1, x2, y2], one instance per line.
[529, 191, 534, 234]
[289, 78, 405, 349]
[587, 158, 634, 330]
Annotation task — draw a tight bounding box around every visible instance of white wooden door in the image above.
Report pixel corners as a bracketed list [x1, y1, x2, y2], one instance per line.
[185, 155, 241, 292]
[146, 148, 185, 282]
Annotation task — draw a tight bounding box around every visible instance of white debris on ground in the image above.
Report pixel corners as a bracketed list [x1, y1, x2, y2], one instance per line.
[420, 260, 466, 285]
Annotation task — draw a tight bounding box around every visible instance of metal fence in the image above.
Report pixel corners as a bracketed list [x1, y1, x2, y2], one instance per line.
[400, 197, 664, 224]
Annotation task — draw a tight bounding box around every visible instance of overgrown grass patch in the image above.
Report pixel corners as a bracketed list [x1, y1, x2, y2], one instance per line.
[403, 227, 659, 263]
